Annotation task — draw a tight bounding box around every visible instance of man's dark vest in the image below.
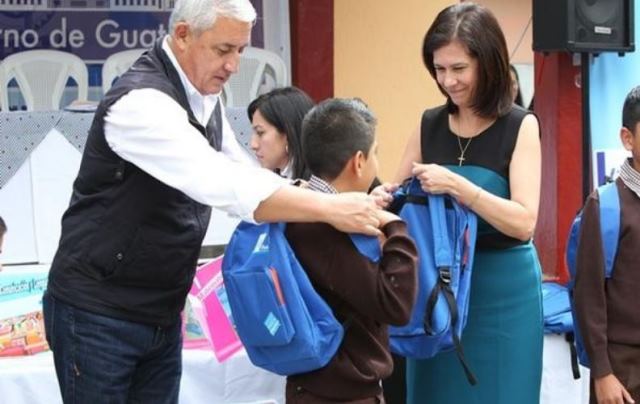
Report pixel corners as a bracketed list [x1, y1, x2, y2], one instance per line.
[47, 40, 215, 327]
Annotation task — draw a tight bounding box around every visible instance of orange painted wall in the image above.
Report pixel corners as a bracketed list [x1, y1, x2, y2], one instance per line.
[473, 0, 533, 63]
[334, 0, 453, 181]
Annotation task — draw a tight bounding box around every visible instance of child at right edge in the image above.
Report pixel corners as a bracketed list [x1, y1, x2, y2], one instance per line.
[574, 85, 640, 404]
[284, 98, 418, 403]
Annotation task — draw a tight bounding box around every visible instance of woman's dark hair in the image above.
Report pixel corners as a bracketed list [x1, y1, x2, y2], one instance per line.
[247, 87, 315, 180]
[422, 2, 512, 118]
[0, 216, 5, 234]
[510, 64, 524, 107]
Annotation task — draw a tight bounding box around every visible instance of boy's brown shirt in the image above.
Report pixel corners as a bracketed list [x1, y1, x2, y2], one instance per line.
[574, 177, 640, 378]
[284, 220, 417, 401]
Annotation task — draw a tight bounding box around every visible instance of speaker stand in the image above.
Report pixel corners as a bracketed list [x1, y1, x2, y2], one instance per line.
[580, 52, 592, 202]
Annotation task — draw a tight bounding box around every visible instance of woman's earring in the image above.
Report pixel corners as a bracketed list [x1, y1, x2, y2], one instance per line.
[285, 144, 289, 154]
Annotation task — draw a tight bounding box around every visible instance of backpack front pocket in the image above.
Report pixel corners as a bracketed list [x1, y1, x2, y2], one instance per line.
[225, 266, 295, 346]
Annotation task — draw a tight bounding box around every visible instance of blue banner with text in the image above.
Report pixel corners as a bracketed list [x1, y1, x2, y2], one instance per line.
[0, 10, 169, 61]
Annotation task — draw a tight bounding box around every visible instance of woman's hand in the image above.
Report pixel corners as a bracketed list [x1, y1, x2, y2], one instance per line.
[411, 162, 457, 195]
[370, 182, 400, 209]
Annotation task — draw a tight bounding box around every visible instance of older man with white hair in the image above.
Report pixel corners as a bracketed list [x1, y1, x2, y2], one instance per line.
[43, 1, 381, 402]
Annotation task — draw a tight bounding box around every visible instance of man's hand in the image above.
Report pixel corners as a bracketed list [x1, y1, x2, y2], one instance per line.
[595, 374, 635, 404]
[376, 209, 402, 228]
[326, 192, 381, 236]
[369, 183, 399, 209]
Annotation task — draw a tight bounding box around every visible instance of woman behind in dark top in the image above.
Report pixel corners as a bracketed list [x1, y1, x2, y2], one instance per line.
[393, 3, 543, 403]
[248, 86, 315, 180]
[510, 64, 524, 107]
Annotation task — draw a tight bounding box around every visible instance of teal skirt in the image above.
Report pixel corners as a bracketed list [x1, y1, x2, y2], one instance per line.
[407, 243, 543, 404]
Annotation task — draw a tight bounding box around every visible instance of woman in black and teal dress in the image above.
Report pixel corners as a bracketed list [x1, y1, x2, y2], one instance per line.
[393, 3, 543, 403]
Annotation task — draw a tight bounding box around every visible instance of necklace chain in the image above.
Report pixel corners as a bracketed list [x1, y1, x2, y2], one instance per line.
[456, 135, 473, 166]
[453, 116, 489, 166]
[455, 116, 480, 166]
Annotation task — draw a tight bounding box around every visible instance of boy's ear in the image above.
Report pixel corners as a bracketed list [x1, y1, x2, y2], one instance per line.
[620, 127, 634, 151]
[343, 151, 367, 179]
[353, 150, 366, 177]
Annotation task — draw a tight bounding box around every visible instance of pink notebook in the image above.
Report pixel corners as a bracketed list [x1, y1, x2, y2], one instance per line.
[188, 256, 243, 362]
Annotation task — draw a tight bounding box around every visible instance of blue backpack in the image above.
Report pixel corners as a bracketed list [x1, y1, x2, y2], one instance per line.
[541, 282, 573, 335]
[566, 181, 620, 369]
[387, 178, 478, 385]
[221, 221, 380, 376]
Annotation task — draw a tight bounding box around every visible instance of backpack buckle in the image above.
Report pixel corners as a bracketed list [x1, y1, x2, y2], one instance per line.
[439, 267, 451, 284]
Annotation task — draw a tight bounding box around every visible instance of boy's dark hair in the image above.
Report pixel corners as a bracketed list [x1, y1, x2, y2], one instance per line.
[247, 86, 315, 179]
[422, 2, 512, 118]
[622, 85, 640, 134]
[0, 216, 5, 234]
[301, 98, 376, 181]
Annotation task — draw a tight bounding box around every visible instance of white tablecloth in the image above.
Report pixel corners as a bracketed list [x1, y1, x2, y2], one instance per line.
[0, 349, 285, 404]
[541, 333, 591, 404]
[0, 333, 592, 404]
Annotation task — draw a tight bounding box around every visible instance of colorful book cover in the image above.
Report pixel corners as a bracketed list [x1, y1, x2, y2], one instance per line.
[188, 256, 243, 362]
[0, 268, 49, 356]
[0, 310, 49, 357]
[182, 295, 210, 350]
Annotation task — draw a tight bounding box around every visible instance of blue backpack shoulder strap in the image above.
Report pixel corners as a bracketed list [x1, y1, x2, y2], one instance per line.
[402, 177, 453, 268]
[427, 192, 453, 269]
[388, 178, 453, 267]
[349, 234, 381, 263]
[565, 182, 620, 372]
[403, 178, 477, 383]
[596, 182, 620, 278]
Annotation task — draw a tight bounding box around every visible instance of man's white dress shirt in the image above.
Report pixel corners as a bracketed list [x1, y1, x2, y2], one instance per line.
[104, 37, 285, 222]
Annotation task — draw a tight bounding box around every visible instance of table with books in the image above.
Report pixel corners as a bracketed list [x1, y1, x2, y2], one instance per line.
[0, 264, 286, 404]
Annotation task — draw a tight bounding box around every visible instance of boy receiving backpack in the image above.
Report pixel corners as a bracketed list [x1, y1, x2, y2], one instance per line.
[284, 98, 418, 403]
[574, 85, 640, 404]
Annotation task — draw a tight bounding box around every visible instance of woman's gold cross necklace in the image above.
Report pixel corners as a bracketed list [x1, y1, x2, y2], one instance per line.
[456, 135, 473, 166]
[453, 117, 493, 166]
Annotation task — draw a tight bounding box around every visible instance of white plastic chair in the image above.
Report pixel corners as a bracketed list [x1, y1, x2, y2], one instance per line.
[101, 48, 146, 94]
[0, 50, 88, 111]
[222, 47, 288, 107]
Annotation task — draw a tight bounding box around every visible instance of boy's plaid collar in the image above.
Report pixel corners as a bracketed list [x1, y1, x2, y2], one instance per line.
[308, 175, 338, 194]
[620, 158, 640, 198]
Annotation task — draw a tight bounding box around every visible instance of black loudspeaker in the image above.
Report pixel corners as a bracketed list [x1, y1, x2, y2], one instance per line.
[533, 0, 635, 53]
